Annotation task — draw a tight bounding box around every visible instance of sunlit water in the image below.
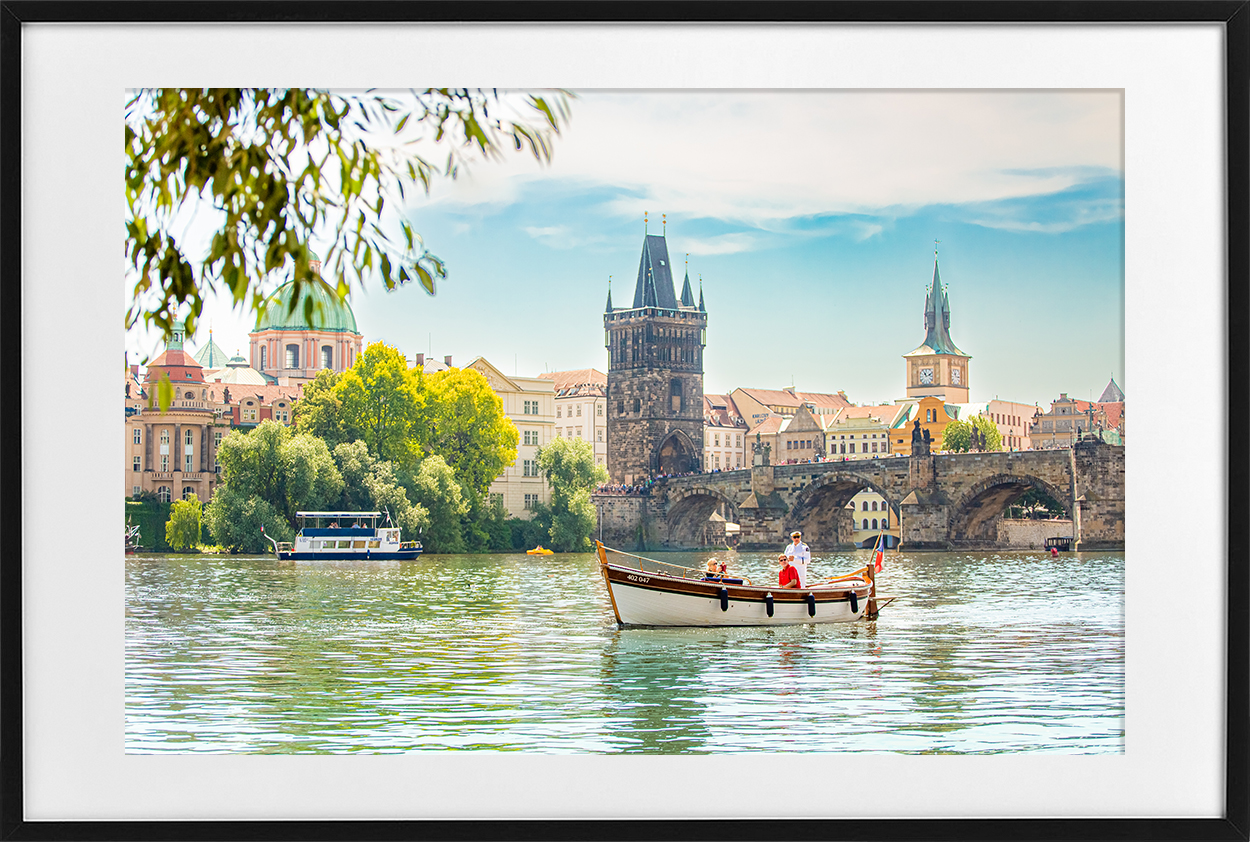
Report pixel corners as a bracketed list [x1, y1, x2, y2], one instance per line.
[126, 549, 1123, 754]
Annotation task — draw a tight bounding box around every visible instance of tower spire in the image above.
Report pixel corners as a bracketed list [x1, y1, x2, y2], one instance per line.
[605, 275, 613, 312]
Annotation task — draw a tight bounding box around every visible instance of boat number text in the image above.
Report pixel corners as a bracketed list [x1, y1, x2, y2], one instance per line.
[626, 574, 650, 584]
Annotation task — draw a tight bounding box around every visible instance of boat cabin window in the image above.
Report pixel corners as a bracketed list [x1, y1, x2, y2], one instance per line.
[368, 540, 381, 549]
[337, 540, 351, 549]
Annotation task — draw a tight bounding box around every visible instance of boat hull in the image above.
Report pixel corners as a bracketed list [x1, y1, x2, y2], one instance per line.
[600, 563, 870, 627]
[277, 548, 423, 561]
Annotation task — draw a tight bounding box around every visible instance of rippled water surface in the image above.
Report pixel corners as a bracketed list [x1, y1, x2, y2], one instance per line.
[126, 549, 1123, 754]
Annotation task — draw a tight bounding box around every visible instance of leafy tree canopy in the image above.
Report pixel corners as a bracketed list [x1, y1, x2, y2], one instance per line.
[942, 415, 1003, 453]
[336, 342, 422, 466]
[204, 486, 293, 554]
[331, 440, 429, 539]
[411, 455, 468, 554]
[292, 369, 346, 448]
[420, 367, 519, 499]
[125, 88, 571, 343]
[537, 436, 608, 552]
[165, 497, 203, 552]
[214, 419, 343, 524]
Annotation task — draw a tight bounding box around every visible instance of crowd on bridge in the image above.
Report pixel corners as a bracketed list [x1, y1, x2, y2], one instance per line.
[595, 469, 703, 496]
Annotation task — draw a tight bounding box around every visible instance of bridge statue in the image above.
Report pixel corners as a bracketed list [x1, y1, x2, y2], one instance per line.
[911, 419, 930, 456]
[752, 432, 771, 467]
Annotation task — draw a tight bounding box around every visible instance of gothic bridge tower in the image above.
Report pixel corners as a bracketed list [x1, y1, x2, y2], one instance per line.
[604, 227, 707, 485]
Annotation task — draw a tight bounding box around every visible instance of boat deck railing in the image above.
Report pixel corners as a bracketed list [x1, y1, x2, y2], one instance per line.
[601, 546, 705, 580]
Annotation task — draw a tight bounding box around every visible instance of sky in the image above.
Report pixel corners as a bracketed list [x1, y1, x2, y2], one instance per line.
[126, 89, 1125, 408]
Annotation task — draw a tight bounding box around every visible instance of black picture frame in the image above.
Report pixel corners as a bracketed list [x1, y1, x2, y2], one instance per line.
[2, 3, 1246, 840]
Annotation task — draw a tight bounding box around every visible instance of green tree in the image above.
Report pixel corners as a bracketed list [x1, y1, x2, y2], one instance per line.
[410, 455, 468, 553]
[331, 441, 429, 539]
[164, 497, 202, 551]
[537, 436, 609, 552]
[943, 416, 1002, 453]
[421, 367, 519, 499]
[125, 88, 570, 344]
[213, 419, 343, 524]
[292, 369, 346, 448]
[337, 342, 422, 466]
[204, 486, 294, 553]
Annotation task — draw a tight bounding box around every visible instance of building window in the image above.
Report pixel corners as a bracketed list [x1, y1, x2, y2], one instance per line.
[161, 454, 169, 472]
[714, 434, 720, 447]
[882, 511, 889, 527]
[185, 429, 193, 446]
[259, 346, 266, 371]
[524, 493, 539, 510]
[633, 398, 641, 413]
[871, 501, 878, 511]
[736, 434, 742, 448]
[133, 428, 141, 444]
[862, 519, 869, 530]
[523, 400, 538, 415]
[597, 404, 603, 417]
[160, 429, 170, 445]
[849, 443, 856, 454]
[617, 401, 625, 415]
[523, 460, 538, 477]
[157, 486, 172, 503]
[576, 405, 582, 416]
[576, 426, 582, 438]
[322, 346, 333, 369]
[596, 429, 603, 442]
[862, 501, 869, 511]
[185, 454, 193, 472]
[557, 406, 562, 418]
[133, 456, 141, 472]
[872, 518, 878, 530]
[133, 486, 141, 497]
[183, 487, 196, 500]
[285, 344, 299, 369]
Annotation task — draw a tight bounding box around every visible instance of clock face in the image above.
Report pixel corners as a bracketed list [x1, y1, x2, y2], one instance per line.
[919, 367, 934, 385]
[951, 368, 962, 385]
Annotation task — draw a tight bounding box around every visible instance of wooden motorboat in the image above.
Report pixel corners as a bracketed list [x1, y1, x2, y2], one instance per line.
[596, 541, 886, 628]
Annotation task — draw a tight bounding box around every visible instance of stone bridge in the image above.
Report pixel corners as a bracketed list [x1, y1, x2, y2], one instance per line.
[594, 437, 1124, 551]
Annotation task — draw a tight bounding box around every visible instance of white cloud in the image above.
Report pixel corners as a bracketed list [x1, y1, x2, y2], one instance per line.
[680, 232, 760, 256]
[421, 90, 1122, 232]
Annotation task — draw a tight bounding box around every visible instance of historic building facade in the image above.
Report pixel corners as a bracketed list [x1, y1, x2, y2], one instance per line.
[540, 369, 609, 469]
[469, 357, 555, 519]
[903, 250, 971, 404]
[604, 231, 707, 485]
[249, 257, 364, 387]
[124, 323, 229, 503]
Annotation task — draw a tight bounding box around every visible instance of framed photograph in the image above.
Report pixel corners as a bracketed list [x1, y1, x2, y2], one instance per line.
[4, 3, 1245, 839]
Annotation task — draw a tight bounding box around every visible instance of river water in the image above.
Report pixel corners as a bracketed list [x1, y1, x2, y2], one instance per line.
[125, 549, 1123, 754]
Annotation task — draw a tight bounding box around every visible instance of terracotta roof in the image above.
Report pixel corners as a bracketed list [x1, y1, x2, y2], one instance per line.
[703, 394, 746, 428]
[747, 415, 786, 436]
[1071, 399, 1124, 429]
[539, 369, 608, 394]
[220, 382, 303, 407]
[736, 387, 852, 410]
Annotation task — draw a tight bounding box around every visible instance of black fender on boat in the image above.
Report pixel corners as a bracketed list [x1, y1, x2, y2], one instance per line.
[719, 587, 729, 612]
[765, 592, 774, 617]
[806, 592, 816, 617]
[848, 591, 858, 613]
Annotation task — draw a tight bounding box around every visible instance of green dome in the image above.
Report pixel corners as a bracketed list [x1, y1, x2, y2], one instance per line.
[253, 280, 358, 334]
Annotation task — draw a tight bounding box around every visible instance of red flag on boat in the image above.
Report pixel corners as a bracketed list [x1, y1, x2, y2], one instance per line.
[873, 532, 884, 573]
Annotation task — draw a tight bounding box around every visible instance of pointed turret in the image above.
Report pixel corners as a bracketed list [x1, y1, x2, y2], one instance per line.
[1098, 377, 1124, 403]
[910, 257, 964, 356]
[605, 277, 613, 313]
[631, 234, 679, 309]
[698, 277, 705, 312]
[679, 270, 695, 307]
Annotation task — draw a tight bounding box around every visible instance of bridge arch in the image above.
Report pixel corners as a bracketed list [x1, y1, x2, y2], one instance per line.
[790, 471, 899, 548]
[662, 486, 742, 548]
[948, 473, 1072, 546]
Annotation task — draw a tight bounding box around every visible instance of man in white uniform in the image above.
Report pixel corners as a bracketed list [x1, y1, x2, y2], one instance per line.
[783, 530, 810, 588]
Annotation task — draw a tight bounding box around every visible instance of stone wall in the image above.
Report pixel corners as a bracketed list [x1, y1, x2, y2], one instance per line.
[998, 518, 1074, 549]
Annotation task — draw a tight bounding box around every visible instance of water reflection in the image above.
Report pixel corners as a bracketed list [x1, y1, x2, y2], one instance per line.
[126, 550, 1123, 754]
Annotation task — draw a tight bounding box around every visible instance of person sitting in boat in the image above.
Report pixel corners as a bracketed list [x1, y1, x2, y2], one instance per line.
[783, 530, 810, 587]
[778, 554, 801, 589]
[703, 558, 728, 578]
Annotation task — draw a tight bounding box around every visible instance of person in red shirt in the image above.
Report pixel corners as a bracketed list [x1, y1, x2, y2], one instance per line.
[778, 553, 801, 588]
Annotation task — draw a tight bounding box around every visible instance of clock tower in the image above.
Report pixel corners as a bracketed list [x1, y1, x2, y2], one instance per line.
[904, 248, 971, 403]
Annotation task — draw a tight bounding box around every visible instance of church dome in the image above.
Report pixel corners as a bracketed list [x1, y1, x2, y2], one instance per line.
[253, 279, 358, 334]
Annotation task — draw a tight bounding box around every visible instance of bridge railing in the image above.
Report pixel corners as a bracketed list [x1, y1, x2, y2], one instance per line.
[599, 545, 703, 579]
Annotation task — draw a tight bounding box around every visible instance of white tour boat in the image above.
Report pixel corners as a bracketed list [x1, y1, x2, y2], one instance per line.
[596, 540, 890, 627]
[265, 511, 422, 561]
